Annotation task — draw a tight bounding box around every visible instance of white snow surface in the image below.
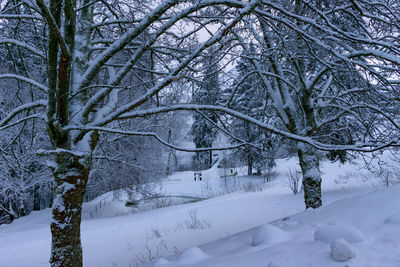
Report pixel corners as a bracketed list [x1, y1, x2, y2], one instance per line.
[330, 238, 355, 262]
[250, 224, 290, 246]
[314, 224, 365, 243]
[0, 154, 400, 267]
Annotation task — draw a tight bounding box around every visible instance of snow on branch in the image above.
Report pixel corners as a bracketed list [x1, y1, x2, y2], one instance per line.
[94, 0, 259, 126]
[348, 50, 400, 65]
[0, 114, 44, 132]
[0, 100, 46, 127]
[63, 126, 247, 153]
[0, 74, 48, 91]
[0, 14, 43, 20]
[117, 104, 400, 152]
[77, 0, 181, 92]
[37, 148, 86, 158]
[0, 38, 45, 58]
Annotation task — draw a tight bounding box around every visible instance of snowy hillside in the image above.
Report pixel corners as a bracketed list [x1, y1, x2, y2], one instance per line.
[0, 155, 399, 267]
[148, 185, 400, 267]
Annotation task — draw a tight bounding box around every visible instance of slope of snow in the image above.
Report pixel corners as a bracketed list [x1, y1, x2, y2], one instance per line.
[0, 154, 398, 267]
[153, 185, 400, 267]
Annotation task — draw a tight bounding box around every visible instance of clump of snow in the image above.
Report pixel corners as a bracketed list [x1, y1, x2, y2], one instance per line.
[153, 257, 170, 266]
[250, 224, 289, 246]
[267, 262, 282, 267]
[177, 247, 208, 264]
[330, 238, 355, 262]
[314, 224, 364, 243]
[384, 214, 400, 225]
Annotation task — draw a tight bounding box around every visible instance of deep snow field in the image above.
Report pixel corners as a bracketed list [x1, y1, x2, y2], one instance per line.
[0, 152, 399, 267]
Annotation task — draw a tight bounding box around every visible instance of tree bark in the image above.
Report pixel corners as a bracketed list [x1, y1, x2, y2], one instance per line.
[33, 185, 41, 211]
[247, 152, 253, 176]
[297, 142, 322, 209]
[49, 155, 90, 267]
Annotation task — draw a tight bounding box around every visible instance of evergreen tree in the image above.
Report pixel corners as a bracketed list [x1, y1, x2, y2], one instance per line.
[228, 48, 275, 175]
[192, 52, 220, 170]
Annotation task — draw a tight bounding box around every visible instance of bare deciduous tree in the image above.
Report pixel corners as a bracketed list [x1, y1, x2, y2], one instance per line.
[0, 0, 399, 266]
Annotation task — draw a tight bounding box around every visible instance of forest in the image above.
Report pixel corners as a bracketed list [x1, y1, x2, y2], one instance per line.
[0, 0, 399, 266]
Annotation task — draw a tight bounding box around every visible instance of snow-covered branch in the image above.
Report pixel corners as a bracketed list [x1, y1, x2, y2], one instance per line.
[36, 148, 85, 158]
[0, 100, 46, 127]
[0, 38, 45, 58]
[63, 126, 246, 153]
[117, 104, 400, 152]
[0, 74, 48, 91]
[95, 0, 259, 126]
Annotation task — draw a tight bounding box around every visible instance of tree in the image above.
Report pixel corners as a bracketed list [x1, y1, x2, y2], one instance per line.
[0, 0, 399, 265]
[0, 0, 259, 265]
[228, 0, 400, 208]
[227, 47, 275, 175]
[192, 51, 221, 170]
[0, 4, 51, 223]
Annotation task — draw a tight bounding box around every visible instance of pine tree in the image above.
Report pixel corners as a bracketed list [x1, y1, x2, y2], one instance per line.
[228, 48, 275, 175]
[192, 52, 220, 170]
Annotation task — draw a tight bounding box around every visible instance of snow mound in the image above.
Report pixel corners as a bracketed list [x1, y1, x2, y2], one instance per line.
[250, 224, 289, 246]
[314, 224, 364, 243]
[153, 257, 170, 266]
[330, 238, 355, 262]
[267, 263, 282, 267]
[177, 247, 208, 264]
[384, 214, 400, 225]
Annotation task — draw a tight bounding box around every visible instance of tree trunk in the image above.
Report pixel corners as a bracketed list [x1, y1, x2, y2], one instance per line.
[247, 153, 253, 176]
[33, 185, 41, 211]
[209, 150, 212, 168]
[50, 155, 90, 267]
[297, 142, 322, 209]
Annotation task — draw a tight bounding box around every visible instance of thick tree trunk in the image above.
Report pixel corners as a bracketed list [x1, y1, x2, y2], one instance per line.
[50, 155, 89, 267]
[297, 142, 322, 209]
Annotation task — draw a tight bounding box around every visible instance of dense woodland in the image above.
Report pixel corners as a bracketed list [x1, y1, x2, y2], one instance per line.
[0, 0, 399, 266]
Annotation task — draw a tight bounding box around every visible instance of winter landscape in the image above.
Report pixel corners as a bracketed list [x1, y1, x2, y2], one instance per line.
[0, 0, 400, 267]
[1, 153, 400, 266]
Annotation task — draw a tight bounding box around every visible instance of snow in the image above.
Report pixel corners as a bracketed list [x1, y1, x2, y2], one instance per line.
[314, 224, 365, 243]
[250, 224, 289, 246]
[330, 238, 355, 262]
[1, 154, 400, 267]
[384, 214, 400, 225]
[153, 258, 170, 266]
[177, 247, 208, 264]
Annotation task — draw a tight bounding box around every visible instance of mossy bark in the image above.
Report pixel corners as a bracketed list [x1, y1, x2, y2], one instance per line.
[49, 155, 89, 267]
[297, 142, 322, 209]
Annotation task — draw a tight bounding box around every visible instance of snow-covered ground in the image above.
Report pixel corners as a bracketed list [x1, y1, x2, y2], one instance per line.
[0, 154, 399, 267]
